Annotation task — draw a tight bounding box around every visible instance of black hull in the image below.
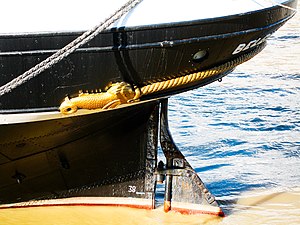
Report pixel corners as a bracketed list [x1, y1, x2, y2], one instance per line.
[0, 0, 297, 110]
[0, 101, 159, 207]
[0, 99, 224, 215]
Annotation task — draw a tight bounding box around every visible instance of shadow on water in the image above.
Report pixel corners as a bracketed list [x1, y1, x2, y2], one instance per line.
[183, 141, 257, 159]
[206, 179, 267, 215]
[194, 163, 231, 173]
[234, 191, 285, 210]
[216, 190, 289, 218]
[274, 35, 300, 40]
[207, 179, 265, 197]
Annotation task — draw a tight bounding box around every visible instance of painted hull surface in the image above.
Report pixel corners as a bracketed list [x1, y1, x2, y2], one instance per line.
[0, 0, 297, 110]
[0, 101, 160, 209]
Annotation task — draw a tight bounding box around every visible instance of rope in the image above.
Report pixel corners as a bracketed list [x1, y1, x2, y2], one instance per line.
[140, 43, 265, 96]
[58, 41, 266, 114]
[0, 0, 143, 97]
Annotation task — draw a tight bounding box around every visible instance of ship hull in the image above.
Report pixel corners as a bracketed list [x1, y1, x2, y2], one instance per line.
[0, 100, 159, 208]
[0, 0, 297, 110]
[0, 0, 297, 216]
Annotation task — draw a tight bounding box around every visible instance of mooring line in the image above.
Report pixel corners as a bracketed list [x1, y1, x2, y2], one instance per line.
[0, 0, 143, 97]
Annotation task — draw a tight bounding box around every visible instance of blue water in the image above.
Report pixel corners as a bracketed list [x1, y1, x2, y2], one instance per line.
[165, 17, 300, 214]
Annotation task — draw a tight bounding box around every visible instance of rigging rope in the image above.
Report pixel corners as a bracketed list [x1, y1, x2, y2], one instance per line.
[0, 0, 143, 97]
[140, 43, 265, 95]
[59, 43, 266, 114]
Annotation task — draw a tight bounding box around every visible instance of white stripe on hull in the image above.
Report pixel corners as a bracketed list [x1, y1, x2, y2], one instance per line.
[171, 201, 224, 216]
[0, 197, 153, 209]
[0, 197, 224, 216]
[0, 99, 156, 125]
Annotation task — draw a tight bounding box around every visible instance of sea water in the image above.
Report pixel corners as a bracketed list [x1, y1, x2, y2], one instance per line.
[0, 4, 299, 225]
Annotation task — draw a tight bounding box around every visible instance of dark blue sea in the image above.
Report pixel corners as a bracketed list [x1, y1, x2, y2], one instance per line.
[164, 9, 300, 223]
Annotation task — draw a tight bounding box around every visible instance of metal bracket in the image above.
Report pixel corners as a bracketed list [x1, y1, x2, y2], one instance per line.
[159, 98, 221, 213]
